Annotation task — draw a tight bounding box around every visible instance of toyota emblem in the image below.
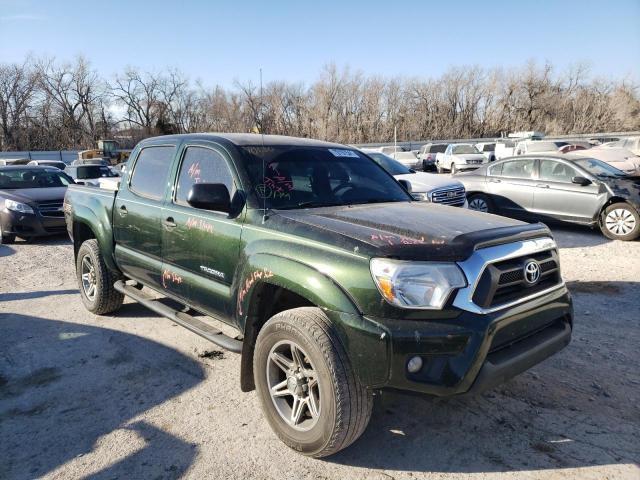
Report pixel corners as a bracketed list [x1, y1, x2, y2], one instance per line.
[523, 260, 541, 285]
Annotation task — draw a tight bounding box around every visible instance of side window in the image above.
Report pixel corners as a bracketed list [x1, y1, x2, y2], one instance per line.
[488, 163, 503, 176]
[501, 159, 535, 179]
[539, 160, 576, 183]
[175, 146, 235, 206]
[129, 146, 175, 200]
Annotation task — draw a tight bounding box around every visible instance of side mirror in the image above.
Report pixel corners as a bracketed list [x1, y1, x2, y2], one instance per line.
[187, 183, 231, 212]
[398, 179, 412, 193]
[572, 176, 591, 186]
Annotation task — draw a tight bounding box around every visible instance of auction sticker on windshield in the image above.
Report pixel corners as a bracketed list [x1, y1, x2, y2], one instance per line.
[329, 149, 360, 158]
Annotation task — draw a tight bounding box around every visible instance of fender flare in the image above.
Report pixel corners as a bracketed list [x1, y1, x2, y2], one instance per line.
[235, 253, 360, 328]
[72, 204, 118, 271]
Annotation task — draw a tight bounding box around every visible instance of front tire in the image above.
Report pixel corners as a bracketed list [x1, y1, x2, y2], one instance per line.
[76, 239, 124, 314]
[0, 224, 16, 244]
[254, 307, 373, 457]
[468, 193, 493, 213]
[600, 202, 640, 241]
[451, 163, 458, 174]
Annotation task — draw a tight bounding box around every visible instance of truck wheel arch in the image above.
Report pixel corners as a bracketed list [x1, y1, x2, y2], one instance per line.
[236, 255, 361, 392]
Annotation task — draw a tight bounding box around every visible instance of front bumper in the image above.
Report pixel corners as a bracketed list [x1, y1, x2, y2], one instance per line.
[0, 208, 66, 237]
[329, 286, 572, 396]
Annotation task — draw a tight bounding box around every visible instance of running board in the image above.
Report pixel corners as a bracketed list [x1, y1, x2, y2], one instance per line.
[114, 280, 242, 353]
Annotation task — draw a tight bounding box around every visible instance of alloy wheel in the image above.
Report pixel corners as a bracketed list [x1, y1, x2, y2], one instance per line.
[80, 254, 97, 301]
[605, 208, 637, 236]
[469, 197, 489, 213]
[266, 340, 321, 431]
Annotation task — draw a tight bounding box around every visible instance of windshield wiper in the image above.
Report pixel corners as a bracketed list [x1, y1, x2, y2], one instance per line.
[275, 201, 345, 210]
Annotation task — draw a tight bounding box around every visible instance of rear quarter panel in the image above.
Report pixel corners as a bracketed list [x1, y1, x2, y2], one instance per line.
[64, 184, 118, 270]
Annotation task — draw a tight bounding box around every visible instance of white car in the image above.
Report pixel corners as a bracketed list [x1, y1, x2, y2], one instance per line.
[475, 142, 497, 162]
[601, 137, 640, 156]
[364, 151, 467, 207]
[568, 147, 640, 176]
[388, 151, 421, 169]
[436, 144, 487, 174]
[514, 140, 569, 156]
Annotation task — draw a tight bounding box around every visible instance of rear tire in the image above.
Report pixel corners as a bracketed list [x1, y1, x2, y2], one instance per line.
[0, 224, 16, 244]
[468, 193, 493, 213]
[76, 239, 124, 314]
[254, 307, 373, 457]
[600, 202, 640, 241]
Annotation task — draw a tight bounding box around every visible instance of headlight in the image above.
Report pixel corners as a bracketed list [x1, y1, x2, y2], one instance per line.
[411, 192, 430, 201]
[370, 258, 466, 309]
[5, 199, 34, 214]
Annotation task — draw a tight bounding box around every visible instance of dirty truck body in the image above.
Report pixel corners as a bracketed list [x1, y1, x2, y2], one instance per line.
[65, 133, 573, 457]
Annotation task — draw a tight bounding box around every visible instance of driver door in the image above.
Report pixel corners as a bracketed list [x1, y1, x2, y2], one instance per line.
[161, 141, 244, 321]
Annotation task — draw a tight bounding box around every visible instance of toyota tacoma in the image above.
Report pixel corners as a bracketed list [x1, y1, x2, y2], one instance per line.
[64, 133, 573, 457]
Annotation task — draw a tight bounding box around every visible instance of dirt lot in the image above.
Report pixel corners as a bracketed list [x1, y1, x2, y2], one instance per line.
[1, 226, 639, 480]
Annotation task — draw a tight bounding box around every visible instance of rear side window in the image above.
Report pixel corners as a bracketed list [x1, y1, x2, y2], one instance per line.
[501, 159, 535, 179]
[174, 146, 235, 206]
[130, 146, 175, 200]
[432, 144, 447, 153]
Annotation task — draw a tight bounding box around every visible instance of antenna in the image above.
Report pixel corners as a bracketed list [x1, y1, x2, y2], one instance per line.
[260, 68, 267, 224]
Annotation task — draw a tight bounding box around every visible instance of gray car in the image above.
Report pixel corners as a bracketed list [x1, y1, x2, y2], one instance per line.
[457, 154, 640, 241]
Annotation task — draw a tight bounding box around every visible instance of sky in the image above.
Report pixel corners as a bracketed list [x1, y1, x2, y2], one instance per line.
[1, 0, 639, 86]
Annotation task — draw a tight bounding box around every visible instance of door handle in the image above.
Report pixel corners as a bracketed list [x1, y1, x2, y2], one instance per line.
[118, 204, 128, 216]
[489, 178, 501, 183]
[163, 217, 177, 229]
[536, 184, 549, 188]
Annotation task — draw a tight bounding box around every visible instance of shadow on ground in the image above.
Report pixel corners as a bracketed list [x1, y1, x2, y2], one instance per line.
[0, 313, 205, 480]
[330, 280, 640, 473]
[547, 224, 611, 248]
[0, 289, 78, 302]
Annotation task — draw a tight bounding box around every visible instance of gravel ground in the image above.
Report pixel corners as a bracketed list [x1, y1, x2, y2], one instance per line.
[1, 226, 639, 480]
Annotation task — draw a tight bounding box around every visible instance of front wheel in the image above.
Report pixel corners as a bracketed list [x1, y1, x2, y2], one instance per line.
[0, 224, 16, 244]
[254, 307, 373, 457]
[451, 163, 458, 174]
[468, 193, 493, 213]
[600, 203, 640, 241]
[76, 239, 124, 314]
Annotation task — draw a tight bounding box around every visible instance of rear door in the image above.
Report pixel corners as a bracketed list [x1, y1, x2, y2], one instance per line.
[532, 158, 602, 223]
[487, 158, 536, 216]
[113, 143, 177, 289]
[161, 141, 244, 321]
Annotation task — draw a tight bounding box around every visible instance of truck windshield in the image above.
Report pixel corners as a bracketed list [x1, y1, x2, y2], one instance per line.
[0, 168, 74, 189]
[75, 166, 116, 179]
[239, 146, 411, 210]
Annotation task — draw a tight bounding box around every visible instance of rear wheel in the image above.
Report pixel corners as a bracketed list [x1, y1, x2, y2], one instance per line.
[254, 307, 373, 457]
[76, 239, 124, 314]
[0, 224, 16, 244]
[468, 193, 493, 213]
[600, 203, 640, 241]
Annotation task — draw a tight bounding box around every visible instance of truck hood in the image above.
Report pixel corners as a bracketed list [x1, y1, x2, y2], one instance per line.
[0, 187, 67, 205]
[394, 172, 462, 193]
[270, 202, 551, 261]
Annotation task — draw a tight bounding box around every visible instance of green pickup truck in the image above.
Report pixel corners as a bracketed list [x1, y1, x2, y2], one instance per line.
[64, 133, 573, 457]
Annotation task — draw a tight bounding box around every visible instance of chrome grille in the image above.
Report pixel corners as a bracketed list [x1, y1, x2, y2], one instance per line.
[430, 186, 466, 207]
[37, 201, 64, 217]
[452, 237, 565, 314]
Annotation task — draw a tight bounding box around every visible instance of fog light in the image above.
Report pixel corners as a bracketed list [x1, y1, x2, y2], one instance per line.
[407, 356, 423, 373]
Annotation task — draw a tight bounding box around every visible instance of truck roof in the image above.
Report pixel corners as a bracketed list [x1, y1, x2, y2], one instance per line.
[139, 133, 348, 149]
